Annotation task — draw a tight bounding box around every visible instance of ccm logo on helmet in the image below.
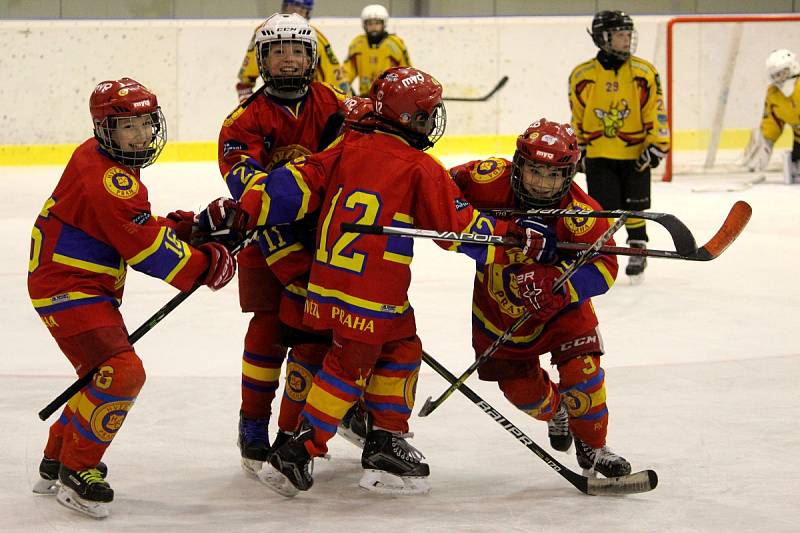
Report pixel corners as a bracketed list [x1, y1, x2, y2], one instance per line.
[401, 73, 426, 87]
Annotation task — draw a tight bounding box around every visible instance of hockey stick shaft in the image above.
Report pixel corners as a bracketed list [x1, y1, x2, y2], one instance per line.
[38, 233, 256, 421]
[421, 350, 658, 495]
[442, 76, 509, 102]
[417, 215, 628, 417]
[343, 201, 751, 262]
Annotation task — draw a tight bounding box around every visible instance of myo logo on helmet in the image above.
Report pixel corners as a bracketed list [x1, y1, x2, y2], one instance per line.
[132, 100, 151, 108]
[401, 72, 425, 87]
[536, 150, 554, 159]
[95, 82, 114, 93]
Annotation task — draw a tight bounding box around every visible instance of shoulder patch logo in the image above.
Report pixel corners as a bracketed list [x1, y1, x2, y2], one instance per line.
[223, 106, 246, 128]
[563, 200, 596, 236]
[103, 167, 140, 199]
[470, 157, 508, 183]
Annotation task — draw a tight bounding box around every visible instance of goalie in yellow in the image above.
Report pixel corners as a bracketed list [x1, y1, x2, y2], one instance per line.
[568, 10, 670, 283]
[740, 48, 800, 184]
[236, 0, 347, 102]
[343, 4, 411, 97]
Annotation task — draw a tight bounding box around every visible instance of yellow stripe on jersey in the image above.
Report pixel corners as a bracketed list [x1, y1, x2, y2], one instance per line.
[264, 242, 304, 267]
[30, 291, 113, 309]
[51, 253, 124, 278]
[163, 243, 192, 284]
[127, 227, 168, 266]
[307, 282, 411, 315]
[383, 251, 412, 265]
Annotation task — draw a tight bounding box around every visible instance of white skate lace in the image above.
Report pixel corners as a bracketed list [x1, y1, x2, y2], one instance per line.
[591, 445, 623, 469]
[390, 434, 426, 463]
[548, 404, 570, 436]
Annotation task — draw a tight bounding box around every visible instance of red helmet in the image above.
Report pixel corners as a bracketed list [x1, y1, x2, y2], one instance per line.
[368, 67, 446, 150]
[511, 119, 581, 208]
[342, 96, 374, 129]
[89, 77, 166, 168]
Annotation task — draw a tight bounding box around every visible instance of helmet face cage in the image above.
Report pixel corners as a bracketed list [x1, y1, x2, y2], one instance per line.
[361, 4, 389, 35]
[510, 119, 579, 208]
[591, 11, 637, 61]
[766, 49, 800, 96]
[413, 102, 446, 147]
[94, 108, 167, 168]
[255, 14, 318, 94]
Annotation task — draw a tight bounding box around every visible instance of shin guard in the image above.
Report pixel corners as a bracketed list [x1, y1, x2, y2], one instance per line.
[498, 369, 560, 422]
[278, 344, 325, 432]
[558, 355, 608, 449]
[241, 311, 287, 419]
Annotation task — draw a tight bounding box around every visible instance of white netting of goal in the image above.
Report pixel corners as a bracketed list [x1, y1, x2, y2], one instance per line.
[666, 16, 800, 179]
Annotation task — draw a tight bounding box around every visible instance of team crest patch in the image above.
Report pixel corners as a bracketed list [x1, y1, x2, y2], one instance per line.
[470, 157, 507, 183]
[285, 362, 314, 402]
[89, 400, 133, 443]
[403, 369, 419, 409]
[103, 167, 139, 199]
[268, 144, 311, 171]
[563, 201, 596, 236]
[223, 106, 245, 128]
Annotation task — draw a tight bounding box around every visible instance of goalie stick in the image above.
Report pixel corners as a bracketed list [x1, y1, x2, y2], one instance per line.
[421, 350, 658, 495]
[416, 214, 628, 417]
[442, 76, 509, 102]
[38, 233, 257, 421]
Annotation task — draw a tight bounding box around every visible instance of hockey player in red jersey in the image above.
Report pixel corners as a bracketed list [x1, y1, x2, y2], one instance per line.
[449, 118, 632, 479]
[235, 66, 557, 496]
[27, 78, 236, 518]
[217, 12, 348, 476]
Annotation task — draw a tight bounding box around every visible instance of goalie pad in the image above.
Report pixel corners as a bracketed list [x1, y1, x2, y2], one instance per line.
[784, 151, 800, 184]
[740, 127, 773, 171]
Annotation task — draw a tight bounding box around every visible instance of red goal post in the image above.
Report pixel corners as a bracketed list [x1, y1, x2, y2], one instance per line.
[664, 14, 800, 181]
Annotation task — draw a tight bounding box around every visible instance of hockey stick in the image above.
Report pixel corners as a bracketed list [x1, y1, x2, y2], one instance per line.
[479, 206, 698, 256]
[421, 350, 658, 495]
[442, 76, 509, 102]
[341, 201, 750, 263]
[37, 233, 257, 421]
[416, 215, 628, 417]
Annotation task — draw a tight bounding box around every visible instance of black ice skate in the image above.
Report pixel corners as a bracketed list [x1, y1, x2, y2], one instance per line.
[33, 456, 108, 495]
[258, 421, 314, 497]
[547, 402, 573, 452]
[574, 437, 632, 478]
[237, 411, 269, 476]
[337, 401, 371, 449]
[56, 465, 114, 519]
[360, 429, 430, 495]
[266, 429, 293, 459]
[625, 240, 647, 283]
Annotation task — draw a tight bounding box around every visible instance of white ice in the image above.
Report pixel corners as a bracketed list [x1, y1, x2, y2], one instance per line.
[1, 160, 797, 532]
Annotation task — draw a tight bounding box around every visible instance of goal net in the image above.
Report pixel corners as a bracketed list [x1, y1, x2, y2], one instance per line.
[664, 15, 800, 181]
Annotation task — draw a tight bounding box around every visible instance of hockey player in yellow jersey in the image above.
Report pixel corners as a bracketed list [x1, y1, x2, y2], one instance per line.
[236, 0, 347, 101]
[569, 10, 670, 283]
[740, 48, 800, 184]
[343, 4, 411, 97]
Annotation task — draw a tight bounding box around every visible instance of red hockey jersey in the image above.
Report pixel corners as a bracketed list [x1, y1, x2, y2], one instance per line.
[241, 129, 511, 343]
[450, 157, 619, 357]
[28, 139, 209, 321]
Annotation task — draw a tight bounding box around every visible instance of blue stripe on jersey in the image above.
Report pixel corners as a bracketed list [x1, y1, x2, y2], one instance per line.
[567, 263, 613, 302]
[306, 290, 413, 320]
[34, 294, 118, 315]
[263, 167, 308, 225]
[54, 224, 121, 269]
[128, 228, 189, 281]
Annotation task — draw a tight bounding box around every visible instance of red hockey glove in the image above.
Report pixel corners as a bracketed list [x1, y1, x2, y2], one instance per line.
[514, 265, 571, 322]
[236, 82, 253, 103]
[165, 209, 196, 242]
[198, 242, 236, 291]
[507, 218, 558, 263]
[196, 197, 249, 245]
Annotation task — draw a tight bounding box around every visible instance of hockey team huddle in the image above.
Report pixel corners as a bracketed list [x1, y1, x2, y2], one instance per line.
[25, 0, 797, 520]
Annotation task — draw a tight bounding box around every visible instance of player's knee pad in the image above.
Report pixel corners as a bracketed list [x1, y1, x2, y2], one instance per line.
[363, 336, 421, 429]
[91, 350, 145, 397]
[558, 355, 608, 433]
[498, 369, 559, 421]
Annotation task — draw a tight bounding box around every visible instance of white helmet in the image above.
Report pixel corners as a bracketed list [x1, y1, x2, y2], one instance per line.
[255, 13, 318, 97]
[766, 49, 800, 97]
[361, 4, 389, 32]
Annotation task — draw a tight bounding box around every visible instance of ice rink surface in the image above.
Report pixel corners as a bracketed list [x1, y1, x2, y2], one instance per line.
[1, 159, 797, 532]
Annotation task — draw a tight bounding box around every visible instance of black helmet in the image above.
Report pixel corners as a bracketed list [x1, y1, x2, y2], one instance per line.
[589, 10, 636, 61]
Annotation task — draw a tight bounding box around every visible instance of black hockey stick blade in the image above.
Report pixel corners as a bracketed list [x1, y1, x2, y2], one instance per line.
[421, 351, 658, 495]
[556, 201, 751, 261]
[481, 206, 698, 256]
[443, 76, 509, 102]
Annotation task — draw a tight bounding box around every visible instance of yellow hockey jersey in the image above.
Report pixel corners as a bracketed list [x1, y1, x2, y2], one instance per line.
[237, 24, 348, 94]
[344, 33, 411, 96]
[759, 78, 800, 144]
[569, 55, 670, 160]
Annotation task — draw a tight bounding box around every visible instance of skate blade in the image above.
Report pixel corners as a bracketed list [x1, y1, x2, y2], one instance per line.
[56, 486, 110, 519]
[32, 477, 59, 495]
[359, 469, 430, 495]
[336, 426, 366, 449]
[257, 466, 300, 498]
[240, 457, 264, 478]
